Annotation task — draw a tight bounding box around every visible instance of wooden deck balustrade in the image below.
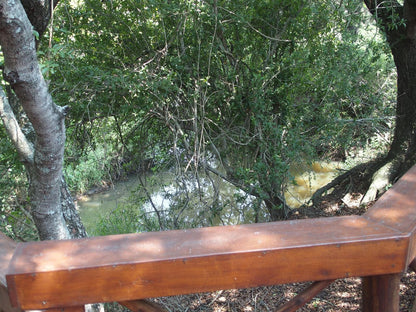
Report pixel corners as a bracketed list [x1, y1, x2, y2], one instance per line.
[2, 165, 416, 311]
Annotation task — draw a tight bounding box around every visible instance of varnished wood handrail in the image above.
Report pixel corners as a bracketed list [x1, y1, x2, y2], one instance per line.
[4, 165, 416, 311]
[6, 216, 409, 309]
[363, 164, 416, 263]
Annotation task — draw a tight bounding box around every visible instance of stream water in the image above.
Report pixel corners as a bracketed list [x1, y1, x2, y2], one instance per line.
[77, 162, 341, 234]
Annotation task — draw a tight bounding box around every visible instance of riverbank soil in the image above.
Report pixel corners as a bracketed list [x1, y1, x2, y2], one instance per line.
[143, 193, 416, 312]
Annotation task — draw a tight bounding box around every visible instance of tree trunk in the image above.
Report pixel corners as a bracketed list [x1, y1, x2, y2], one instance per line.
[364, 0, 416, 180]
[265, 196, 287, 221]
[0, 0, 85, 240]
[386, 30, 416, 175]
[61, 177, 87, 238]
[313, 1, 416, 206]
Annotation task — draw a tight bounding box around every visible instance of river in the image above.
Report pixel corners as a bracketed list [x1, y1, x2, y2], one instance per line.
[77, 162, 341, 235]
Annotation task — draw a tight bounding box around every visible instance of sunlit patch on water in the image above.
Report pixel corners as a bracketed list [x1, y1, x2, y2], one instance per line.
[285, 162, 342, 208]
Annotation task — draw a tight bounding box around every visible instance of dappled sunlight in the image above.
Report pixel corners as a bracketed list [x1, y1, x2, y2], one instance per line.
[9, 213, 403, 277]
[338, 216, 370, 229]
[156, 279, 363, 311]
[6, 166, 416, 310]
[365, 165, 416, 232]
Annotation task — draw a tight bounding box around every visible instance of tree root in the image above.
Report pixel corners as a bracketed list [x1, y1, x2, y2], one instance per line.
[310, 162, 369, 207]
[310, 157, 389, 208]
[361, 161, 394, 205]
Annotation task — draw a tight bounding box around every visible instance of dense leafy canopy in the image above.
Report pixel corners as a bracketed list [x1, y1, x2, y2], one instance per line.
[1, 0, 396, 236]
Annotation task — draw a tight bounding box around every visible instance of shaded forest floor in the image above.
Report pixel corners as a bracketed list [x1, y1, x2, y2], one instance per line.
[144, 191, 416, 311]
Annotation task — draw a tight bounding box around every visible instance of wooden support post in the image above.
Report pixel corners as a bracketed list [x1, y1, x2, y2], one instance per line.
[409, 258, 416, 273]
[0, 283, 22, 312]
[362, 273, 401, 312]
[275, 279, 334, 312]
[119, 300, 167, 312]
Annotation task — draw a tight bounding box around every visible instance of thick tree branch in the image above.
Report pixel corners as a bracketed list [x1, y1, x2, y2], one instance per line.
[0, 0, 70, 240]
[0, 1, 65, 178]
[363, 0, 402, 17]
[0, 0, 65, 178]
[0, 87, 34, 164]
[364, 0, 416, 43]
[21, 0, 59, 38]
[363, 0, 404, 38]
[404, 0, 416, 40]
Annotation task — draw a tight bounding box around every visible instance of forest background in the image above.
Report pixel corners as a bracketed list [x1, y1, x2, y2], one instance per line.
[0, 0, 404, 240]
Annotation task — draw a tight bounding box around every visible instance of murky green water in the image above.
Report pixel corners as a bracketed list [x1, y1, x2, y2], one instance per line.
[77, 162, 341, 234]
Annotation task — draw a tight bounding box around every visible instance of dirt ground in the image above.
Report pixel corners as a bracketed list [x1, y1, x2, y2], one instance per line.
[140, 194, 416, 312]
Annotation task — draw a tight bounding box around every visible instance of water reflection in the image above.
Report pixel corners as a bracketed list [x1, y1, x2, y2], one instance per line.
[77, 162, 341, 234]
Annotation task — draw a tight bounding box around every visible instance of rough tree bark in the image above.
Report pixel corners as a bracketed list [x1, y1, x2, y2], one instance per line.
[0, 0, 86, 240]
[355, 0, 416, 203]
[364, 0, 416, 185]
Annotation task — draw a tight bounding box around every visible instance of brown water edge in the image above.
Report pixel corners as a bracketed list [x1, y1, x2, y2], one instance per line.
[285, 161, 342, 208]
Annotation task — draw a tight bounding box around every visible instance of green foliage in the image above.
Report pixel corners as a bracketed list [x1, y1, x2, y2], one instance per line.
[94, 205, 144, 236]
[43, 0, 396, 222]
[0, 0, 399, 241]
[93, 180, 162, 235]
[0, 130, 38, 241]
[65, 146, 112, 193]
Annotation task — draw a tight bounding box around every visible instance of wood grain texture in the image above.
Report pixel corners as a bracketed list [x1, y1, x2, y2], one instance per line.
[364, 165, 416, 234]
[362, 273, 400, 312]
[5, 165, 416, 310]
[45, 306, 85, 312]
[6, 216, 408, 309]
[363, 165, 416, 266]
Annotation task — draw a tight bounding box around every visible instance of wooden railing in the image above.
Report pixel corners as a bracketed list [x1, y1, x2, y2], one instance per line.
[2, 165, 416, 312]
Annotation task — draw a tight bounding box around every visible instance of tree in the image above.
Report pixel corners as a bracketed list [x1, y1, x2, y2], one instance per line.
[46, 0, 393, 224]
[0, 0, 86, 240]
[364, 0, 416, 177]
[135, 0, 392, 220]
[313, 0, 416, 205]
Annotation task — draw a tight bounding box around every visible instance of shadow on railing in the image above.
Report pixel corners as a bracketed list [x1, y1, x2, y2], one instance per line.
[2, 165, 416, 312]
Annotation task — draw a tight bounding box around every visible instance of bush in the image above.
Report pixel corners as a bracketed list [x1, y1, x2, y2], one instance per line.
[65, 146, 112, 194]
